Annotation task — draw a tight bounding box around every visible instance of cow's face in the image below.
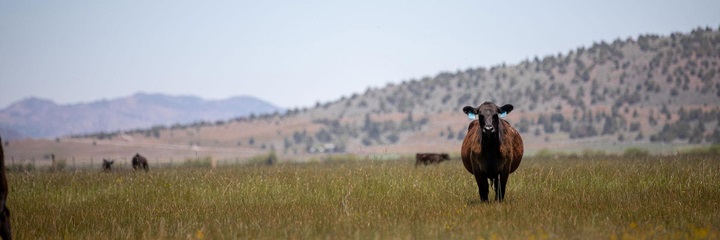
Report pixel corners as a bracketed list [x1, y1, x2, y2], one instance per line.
[463, 102, 514, 136]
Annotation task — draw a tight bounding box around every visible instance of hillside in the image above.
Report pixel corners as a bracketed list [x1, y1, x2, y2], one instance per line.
[5, 27, 720, 164]
[0, 93, 283, 139]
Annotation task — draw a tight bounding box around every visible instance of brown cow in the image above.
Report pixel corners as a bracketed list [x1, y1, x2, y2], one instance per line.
[461, 102, 523, 202]
[415, 153, 450, 166]
[0, 135, 11, 239]
[132, 153, 149, 171]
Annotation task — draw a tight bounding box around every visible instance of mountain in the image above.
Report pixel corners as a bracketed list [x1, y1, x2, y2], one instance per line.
[7, 27, 720, 163]
[0, 93, 283, 139]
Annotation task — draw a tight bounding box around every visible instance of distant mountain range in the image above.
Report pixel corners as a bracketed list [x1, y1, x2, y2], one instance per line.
[70, 27, 720, 156]
[0, 93, 283, 139]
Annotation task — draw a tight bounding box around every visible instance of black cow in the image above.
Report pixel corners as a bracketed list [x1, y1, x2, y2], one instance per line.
[415, 153, 450, 166]
[0, 135, 12, 239]
[102, 159, 114, 172]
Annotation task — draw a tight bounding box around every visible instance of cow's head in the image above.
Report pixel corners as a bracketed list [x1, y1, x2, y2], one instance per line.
[463, 102, 514, 136]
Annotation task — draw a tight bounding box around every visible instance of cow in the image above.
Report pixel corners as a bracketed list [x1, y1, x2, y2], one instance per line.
[0, 135, 12, 239]
[415, 153, 450, 166]
[131, 153, 149, 171]
[102, 159, 114, 172]
[461, 102, 523, 202]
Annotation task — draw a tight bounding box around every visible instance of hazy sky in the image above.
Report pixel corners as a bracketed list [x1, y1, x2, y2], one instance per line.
[1, 0, 719, 109]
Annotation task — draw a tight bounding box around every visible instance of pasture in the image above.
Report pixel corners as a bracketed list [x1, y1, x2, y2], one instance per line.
[8, 154, 720, 239]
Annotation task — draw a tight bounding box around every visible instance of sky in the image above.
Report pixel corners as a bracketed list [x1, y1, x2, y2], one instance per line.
[1, 0, 719, 109]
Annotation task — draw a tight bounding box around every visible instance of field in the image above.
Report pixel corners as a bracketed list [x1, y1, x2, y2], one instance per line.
[8, 154, 720, 239]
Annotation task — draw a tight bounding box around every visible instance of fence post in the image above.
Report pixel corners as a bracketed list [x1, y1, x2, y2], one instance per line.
[90, 158, 94, 168]
[72, 157, 76, 169]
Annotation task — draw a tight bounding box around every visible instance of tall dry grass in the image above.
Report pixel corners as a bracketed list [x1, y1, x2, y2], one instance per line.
[9, 155, 720, 239]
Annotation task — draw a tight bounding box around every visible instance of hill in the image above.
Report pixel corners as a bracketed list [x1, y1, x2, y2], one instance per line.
[0, 93, 283, 139]
[5, 27, 720, 164]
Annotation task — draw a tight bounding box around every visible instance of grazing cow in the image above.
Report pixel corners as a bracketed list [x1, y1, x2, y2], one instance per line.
[461, 102, 523, 202]
[0, 135, 11, 239]
[131, 153, 149, 171]
[102, 159, 114, 172]
[415, 153, 450, 166]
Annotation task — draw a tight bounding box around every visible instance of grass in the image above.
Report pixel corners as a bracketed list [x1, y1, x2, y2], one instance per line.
[8, 155, 720, 239]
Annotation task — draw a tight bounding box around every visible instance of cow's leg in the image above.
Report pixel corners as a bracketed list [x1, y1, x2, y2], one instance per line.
[474, 172, 489, 201]
[494, 173, 509, 202]
[491, 175, 498, 201]
[0, 205, 11, 240]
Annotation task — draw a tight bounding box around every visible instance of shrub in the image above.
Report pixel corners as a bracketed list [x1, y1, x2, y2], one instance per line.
[681, 144, 720, 156]
[582, 149, 608, 158]
[7, 162, 36, 172]
[183, 157, 213, 168]
[246, 151, 277, 166]
[623, 147, 649, 158]
[48, 159, 67, 172]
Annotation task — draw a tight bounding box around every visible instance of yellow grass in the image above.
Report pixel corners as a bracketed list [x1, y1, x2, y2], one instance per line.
[8, 155, 720, 239]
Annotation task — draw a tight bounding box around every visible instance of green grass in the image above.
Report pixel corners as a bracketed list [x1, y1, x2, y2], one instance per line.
[8, 155, 720, 239]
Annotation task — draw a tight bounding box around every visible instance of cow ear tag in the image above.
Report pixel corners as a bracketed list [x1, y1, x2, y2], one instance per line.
[467, 112, 477, 120]
[499, 112, 507, 118]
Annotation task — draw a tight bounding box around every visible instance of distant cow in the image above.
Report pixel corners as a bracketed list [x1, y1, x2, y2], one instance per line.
[102, 159, 114, 172]
[131, 153, 149, 171]
[415, 153, 450, 166]
[0, 135, 12, 239]
[461, 102, 523, 202]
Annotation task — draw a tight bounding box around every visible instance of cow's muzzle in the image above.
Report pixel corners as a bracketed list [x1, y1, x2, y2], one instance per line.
[483, 125, 495, 133]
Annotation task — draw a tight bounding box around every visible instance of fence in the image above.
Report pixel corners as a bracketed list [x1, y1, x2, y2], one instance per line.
[4, 155, 275, 172]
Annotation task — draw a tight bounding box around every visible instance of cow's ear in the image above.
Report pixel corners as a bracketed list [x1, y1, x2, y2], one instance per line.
[499, 104, 514, 115]
[462, 106, 477, 120]
[462, 106, 475, 115]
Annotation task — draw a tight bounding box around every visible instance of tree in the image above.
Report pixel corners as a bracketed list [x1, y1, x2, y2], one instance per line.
[706, 129, 720, 143]
[293, 130, 306, 144]
[559, 120, 572, 132]
[570, 124, 598, 139]
[689, 122, 706, 144]
[283, 138, 292, 152]
[602, 116, 620, 135]
[315, 128, 333, 143]
[386, 133, 399, 144]
[543, 121, 555, 134]
[446, 126, 455, 140]
[457, 129, 466, 141]
[516, 118, 530, 133]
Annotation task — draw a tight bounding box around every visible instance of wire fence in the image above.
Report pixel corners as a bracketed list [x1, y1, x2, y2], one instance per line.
[5, 154, 276, 173]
